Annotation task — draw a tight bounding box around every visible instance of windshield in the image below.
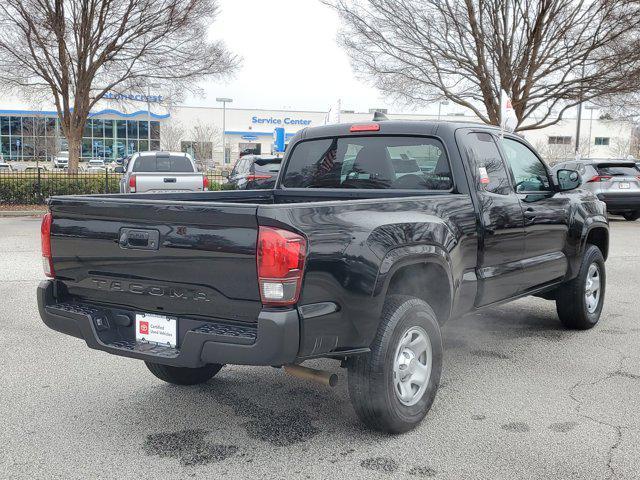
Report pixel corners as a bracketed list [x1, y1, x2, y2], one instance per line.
[254, 159, 282, 174]
[132, 155, 194, 172]
[596, 164, 639, 176]
[282, 136, 452, 190]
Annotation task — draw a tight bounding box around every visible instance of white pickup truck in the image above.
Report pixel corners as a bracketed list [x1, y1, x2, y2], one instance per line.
[117, 151, 208, 193]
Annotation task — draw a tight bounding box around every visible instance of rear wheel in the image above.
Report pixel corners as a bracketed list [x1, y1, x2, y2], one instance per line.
[622, 211, 640, 221]
[347, 295, 443, 434]
[555, 244, 605, 329]
[145, 362, 223, 385]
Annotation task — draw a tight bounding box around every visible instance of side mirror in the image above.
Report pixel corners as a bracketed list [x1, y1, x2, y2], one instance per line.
[557, 169, 581, 191]
[221, 170, 229, 178]
[114, 166, 125, 174]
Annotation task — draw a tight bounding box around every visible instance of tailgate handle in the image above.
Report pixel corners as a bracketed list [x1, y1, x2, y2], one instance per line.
[164, 177, 177, 183]
[119, 228, 160, 250]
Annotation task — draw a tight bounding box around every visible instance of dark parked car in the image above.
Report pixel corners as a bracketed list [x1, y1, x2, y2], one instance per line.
[38, 121, 608, 434]
[552, 159, 640, 220]
[228, 155, 282, 189]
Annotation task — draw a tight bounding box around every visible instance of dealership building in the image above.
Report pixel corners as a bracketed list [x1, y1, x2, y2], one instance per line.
[0, 93, 636, 166]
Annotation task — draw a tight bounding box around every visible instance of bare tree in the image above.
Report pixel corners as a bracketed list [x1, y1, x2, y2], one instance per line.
[159, 120, 185, 152]
[187, 121, 221, 169]
[326, 0, 640, 132]
[21, 116, 59, 162]
[609, 136, 635, 158]
[534, 136, 589, 165]
[0, 0, 238, 172]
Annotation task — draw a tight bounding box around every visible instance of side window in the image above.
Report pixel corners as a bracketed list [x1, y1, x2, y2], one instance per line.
[501, 138, 551, 192]
[239, 158, 251, 174]
[465, 132, 512, 195]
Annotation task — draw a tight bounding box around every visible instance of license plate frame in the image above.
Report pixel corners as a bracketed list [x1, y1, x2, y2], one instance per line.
[135, 313, 177, 348]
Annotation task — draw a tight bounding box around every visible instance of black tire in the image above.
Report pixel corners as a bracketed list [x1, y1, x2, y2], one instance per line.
[145, 362, 223, 385]
[622, 211, 640, 221]
[555, 244, 606, 330]
[347, 295, 443, 434]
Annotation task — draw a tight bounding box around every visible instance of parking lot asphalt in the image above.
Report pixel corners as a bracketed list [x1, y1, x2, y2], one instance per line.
[1, 216, 639, 480]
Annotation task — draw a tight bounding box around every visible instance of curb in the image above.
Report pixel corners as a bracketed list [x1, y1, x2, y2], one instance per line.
[0, 210, 47, 217]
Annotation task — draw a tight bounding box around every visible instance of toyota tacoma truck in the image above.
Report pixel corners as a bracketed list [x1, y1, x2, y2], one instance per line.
[38, 121, 609, 433]
[116, 151, 209, 193]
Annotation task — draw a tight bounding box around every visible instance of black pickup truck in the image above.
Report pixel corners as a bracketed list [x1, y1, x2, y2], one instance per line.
[38, 121, 609, 433]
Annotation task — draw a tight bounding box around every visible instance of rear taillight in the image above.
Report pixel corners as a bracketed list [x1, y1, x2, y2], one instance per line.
[257, 226, 307, 306]
[246, 174, 272, 181]
[587, 175, 612, 183]
[129, 175, 136, 192]
[41, 213, 54, 278]
[203, 175, 209, 191]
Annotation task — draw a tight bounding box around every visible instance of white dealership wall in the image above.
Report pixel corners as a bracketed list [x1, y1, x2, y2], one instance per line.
[169, 105, 636, 165]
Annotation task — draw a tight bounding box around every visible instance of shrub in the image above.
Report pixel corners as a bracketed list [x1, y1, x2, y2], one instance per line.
[1, 172, 228, 204]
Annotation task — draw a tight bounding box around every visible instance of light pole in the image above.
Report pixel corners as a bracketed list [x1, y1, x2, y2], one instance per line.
[585, 105, 598, 159]
[575, 63, 586, 157]
[147, 85, 152, 151]
[437, 100, 450, 121]
[216, 97, 233, 164]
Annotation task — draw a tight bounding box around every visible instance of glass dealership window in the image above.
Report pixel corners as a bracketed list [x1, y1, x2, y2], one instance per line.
[139, 121, 149, 139]
[0, 115, 163, 161]
[127, 120, 138, 139]
[104, 119, 114, 137]
[150, 121, 160, 140]
[116, 120, 127, 139]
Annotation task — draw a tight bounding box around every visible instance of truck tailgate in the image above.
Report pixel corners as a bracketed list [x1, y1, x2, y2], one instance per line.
[134, 173, 205, 193]
[48, 197, 261, 324]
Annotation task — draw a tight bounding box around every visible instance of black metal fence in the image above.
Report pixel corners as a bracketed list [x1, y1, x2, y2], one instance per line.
[0, 170, 228, 205]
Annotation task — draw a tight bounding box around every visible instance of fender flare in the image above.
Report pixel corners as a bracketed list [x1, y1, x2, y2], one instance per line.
[373, 244, 455, 320]
[581, 221, 609, 259]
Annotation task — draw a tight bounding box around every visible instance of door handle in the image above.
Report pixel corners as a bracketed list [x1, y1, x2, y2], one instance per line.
[118, 228, 159, 250]
[524, 208, 536, 219]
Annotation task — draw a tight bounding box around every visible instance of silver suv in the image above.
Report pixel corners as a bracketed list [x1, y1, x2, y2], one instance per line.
[553, 159, 640, 220]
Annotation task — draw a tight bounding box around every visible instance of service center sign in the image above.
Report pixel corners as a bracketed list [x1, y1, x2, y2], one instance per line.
[252, 116, 312, 126]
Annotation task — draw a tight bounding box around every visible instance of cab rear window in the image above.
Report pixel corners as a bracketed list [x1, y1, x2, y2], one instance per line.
[282, 136, 452, 190]
[132, 155, 193, 172]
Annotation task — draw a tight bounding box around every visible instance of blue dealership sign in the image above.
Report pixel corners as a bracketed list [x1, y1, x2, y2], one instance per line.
[273, 127, 285, 153]
[241, 134, 258, 141]
[104, 92, 164, 103]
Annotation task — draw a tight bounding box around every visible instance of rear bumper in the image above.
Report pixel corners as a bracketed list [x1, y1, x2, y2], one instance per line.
[597, 193, 640, 212]
[37, 280, 299, 368]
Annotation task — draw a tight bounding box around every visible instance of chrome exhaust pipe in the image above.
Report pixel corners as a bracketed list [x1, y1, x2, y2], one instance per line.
[283, 364, 338, 387]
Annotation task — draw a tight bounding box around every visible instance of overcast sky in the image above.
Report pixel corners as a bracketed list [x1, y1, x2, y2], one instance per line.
[187, 0, 428, 114]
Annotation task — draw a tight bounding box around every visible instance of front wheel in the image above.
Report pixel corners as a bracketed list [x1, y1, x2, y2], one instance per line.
[555, 244, 606, 329]
[145, 362, 223, 385]
[622, 211, 640, 221]
[347, 295, 443, 434]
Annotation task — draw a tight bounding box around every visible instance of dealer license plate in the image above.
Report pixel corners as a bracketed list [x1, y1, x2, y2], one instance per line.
[135, 313, 177, 347]
[619, 182, 630, 189]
